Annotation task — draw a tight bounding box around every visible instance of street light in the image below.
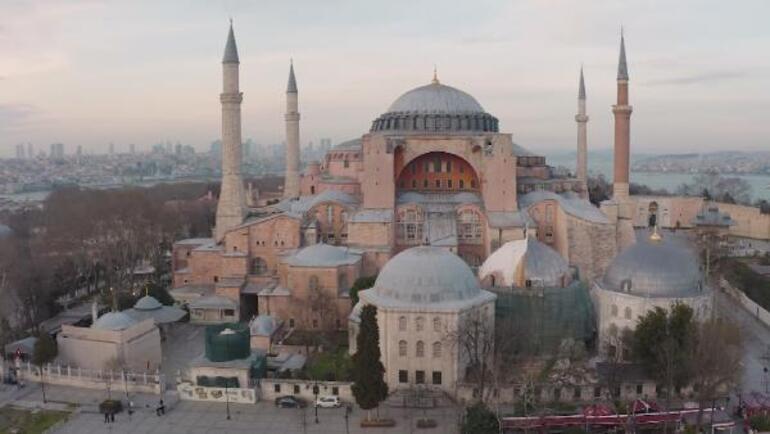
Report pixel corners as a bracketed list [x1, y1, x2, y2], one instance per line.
[220, 327, 236, 421]
[314, 382, 319, 424]
[764, 367, 769, 394]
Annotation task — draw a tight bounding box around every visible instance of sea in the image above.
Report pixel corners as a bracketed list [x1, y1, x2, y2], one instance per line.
[545, 151, 770, 202]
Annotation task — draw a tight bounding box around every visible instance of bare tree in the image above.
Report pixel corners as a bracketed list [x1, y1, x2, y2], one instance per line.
[690, 318, 743, 432]
[448, 308, 496, 403]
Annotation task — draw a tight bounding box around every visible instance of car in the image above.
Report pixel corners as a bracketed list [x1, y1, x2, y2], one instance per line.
[315, 395, 342, 408]
[275, 396, 306, 408]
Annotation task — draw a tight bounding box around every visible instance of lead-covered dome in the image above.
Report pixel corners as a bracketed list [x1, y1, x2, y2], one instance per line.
[602, 234, 703, 297]
[373, 246, 481, 304]
[371, 79, 498, 134]
[92, 312, 137, 331]
[480, 238, 570, 288]
[388, 82, 485, 114]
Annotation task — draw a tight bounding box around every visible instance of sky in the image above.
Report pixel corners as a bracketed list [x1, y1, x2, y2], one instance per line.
[2, 0, 770, 157]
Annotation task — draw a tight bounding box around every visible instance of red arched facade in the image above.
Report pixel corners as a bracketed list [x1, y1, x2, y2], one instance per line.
[396, 152, 479, 193]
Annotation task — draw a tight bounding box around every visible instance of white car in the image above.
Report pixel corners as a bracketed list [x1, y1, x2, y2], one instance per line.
[315, 396, 342, 408]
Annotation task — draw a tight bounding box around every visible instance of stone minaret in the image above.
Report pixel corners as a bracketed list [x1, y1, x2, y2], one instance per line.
[215, 22, 246, 242]
[575, 67, 589, 187]
[612, 30, 633, 200]
[283, 60, 301, 199]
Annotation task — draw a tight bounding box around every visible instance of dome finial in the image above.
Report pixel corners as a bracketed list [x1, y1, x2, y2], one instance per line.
[432, 65, 439, 85]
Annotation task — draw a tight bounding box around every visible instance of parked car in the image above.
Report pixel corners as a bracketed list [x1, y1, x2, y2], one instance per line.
[315, 395, 342, 408]
[275, 396, 306, 408]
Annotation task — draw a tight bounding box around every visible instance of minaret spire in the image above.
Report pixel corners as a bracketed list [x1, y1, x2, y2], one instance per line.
[284, 60, 301, 198]
[575, 66, 589, 190]
[612, 27, 633, 200]
[215, 21, 246, 241]
[431, 65, 439, 84]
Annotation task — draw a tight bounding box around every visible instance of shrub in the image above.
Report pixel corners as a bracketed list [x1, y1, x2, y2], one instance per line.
[99, 399, 123, 414]
[750, 414, 770, 431]
[417, 418, 437, 429]
[360, 418, 396, 427]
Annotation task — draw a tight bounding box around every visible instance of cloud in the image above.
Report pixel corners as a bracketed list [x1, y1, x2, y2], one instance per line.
[643, 70, 748, 86]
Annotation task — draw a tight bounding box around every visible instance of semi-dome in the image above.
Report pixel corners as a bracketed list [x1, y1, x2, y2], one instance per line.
[387, 82, 485, 114]
[92, 312, 137, 331]
[373, 246, 481, 304]
[370, 78, 499, 134]
[602, 233, 703, 297]
[286, 243, 361, 267]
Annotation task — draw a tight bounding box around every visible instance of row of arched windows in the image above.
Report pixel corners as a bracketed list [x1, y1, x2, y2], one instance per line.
[610, 304, 634, 320]
[398, 340, 442, 358]
[398, 315, 442, 332]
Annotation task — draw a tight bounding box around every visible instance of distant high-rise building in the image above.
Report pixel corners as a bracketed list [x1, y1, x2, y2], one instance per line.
[27, 143, 33, 159]
[15, 144, 25, 159]
[49, 143, 65, 159]
[320, 138, 332, 151]
[175, 143, 182, 155]
[109, 142, 115, 155]
[129, 143, 136, 154]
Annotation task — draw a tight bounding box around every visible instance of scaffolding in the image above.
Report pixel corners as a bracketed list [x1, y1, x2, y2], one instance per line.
[493, 281, 596, 357]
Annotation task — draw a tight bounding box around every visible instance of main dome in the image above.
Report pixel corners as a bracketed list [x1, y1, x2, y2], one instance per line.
[387, 82, 485, 114]
[373, 246, 481, 304]
[370, 79, 499, 134]
[602, 234, 703, 297]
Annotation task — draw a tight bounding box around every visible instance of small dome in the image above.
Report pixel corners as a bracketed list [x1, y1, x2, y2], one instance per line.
[374, 246, 480, 304]
[480, 238, 569, 288]
[603, 234, 703, 297]
[250, 315, 278, 336]
[134, 295, 163, 311]
[387, 82, 485, 114]
[92, 312, 137, 331]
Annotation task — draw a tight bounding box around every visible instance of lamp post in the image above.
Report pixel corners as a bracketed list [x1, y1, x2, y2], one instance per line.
[314, 382, 319, 424]
[220, 327, 235, 421]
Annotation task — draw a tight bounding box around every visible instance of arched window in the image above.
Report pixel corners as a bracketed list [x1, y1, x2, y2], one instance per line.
[399, 340, 407, 357]
[309, 275, 320, 292]
[398, 316, 407, 331]
[338, 274, 348, 292]
[611, 304, 618, 317]
[416, 341, 425, 358]
[433, 317, 441, 332]
[457, 209, 482, 244]
[415, 317, 425, 331]
[396, 208, 424, 244]
[624, 307, 632, 320]
[251, 257, 268, 275]
[432, 342, 442, 358]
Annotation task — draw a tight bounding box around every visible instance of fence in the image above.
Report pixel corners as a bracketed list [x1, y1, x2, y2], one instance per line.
[3, 360, 163, 394]
[177, 381, 257, 404]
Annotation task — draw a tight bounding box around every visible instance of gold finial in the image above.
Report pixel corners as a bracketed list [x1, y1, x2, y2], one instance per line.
[145, 285, 149, 297]
[650, 224, 662, 242]
[431, 65, 439, 84]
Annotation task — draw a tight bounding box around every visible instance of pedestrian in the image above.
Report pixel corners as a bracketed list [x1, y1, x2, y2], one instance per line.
[104, 412, 109, 423]
[128, 400, 134, 417]
[110, 411, 115, 423]
[156, 399, 165, 416]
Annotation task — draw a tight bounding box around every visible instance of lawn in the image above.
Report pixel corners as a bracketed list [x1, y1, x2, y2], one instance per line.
[0, 406, 70, 434]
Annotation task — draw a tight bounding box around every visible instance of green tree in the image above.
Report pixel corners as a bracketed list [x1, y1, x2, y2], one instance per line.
[629, 304, 696, 401]
[461, 402, 499, 434]
[351, 304, 388, 421]
[32, 332, 58, 403]
[349, 275, 377, 306]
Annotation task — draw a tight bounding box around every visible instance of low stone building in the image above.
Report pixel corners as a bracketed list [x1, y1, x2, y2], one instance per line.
[57, 312, 161, 371]
[350, 246, 496, 396]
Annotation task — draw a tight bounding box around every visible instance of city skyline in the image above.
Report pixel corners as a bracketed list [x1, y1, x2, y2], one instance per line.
[2, 0, 770, 157]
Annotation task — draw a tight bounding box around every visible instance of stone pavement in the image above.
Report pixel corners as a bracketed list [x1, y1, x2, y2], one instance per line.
[51, 400, 460, 434]
[7, 382, 460, 434]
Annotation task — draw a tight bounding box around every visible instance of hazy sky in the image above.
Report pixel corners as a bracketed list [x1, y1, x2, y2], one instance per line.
[2, 0, 770, 157]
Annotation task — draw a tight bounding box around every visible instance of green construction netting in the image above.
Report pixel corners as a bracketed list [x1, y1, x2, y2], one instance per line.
[493, 281, 596, 357]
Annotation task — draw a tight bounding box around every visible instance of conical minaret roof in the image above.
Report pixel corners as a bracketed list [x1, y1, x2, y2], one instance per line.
[287, 60, 298, 93]
[223, 22, 239, 64]
[578, 67, 586, 100]
[617, 29, 628, 80]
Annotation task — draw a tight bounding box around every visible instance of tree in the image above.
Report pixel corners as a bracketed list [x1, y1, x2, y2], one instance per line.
[461, 402, 499, 434]
[453, 309, 496, 403]
[628, 304, 696, 418]
[690, 319, 743, 432]
[351, 304, 388, 421]
[349, 275, 377, 306]
[32, 332, 58, 403]
[587, 175, 611, 206]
